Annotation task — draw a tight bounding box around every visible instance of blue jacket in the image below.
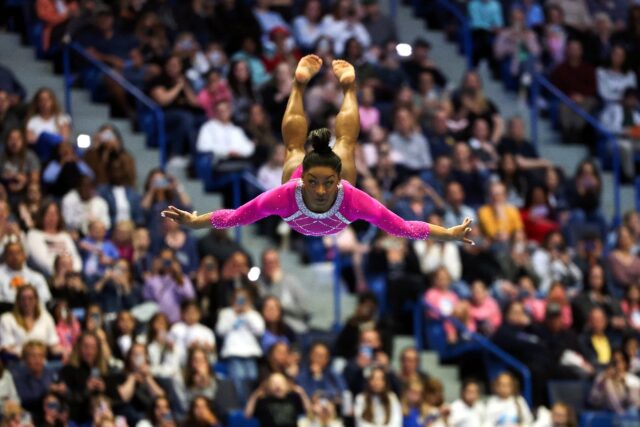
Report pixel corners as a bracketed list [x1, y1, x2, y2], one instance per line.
[296, 365, 347, 401]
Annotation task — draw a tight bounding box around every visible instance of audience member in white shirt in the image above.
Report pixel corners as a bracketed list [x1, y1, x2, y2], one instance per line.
[169, 300, 216, 364]
[600, 88, 640, 181]
[0, 285, 61, 357]
[0, 242, 51, 305]
[448, 379, 486, 427]
[257, 144, 285, 190]
[62, 175, 111, 234]
[483, 372, 533, 427]
[292, 0, 325, 51]
[320, 3, 371, 56]
[25, 200, 82, 275]
[25, 88, 72, 145]
[216, 288, 265, 401]
[354, 367, 402, 427]
[141, 312, 182, 380]
[196, 100, 255, 164]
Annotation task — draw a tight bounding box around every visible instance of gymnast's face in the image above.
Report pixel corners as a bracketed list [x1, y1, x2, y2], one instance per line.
[302, 166, 340, 212]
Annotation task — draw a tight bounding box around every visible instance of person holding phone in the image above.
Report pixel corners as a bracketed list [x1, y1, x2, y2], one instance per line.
[85, 124, 136, 187]
[142, 169, 192, 242]
[60, 332, 109, 424]
[143, 248, 195, 323]
[216, 288, 265, 402]
[298, 392, 344, 427]
[41, 392, 71, 427]
[106, 343, 166, 425]
[135, 396, 177, 427]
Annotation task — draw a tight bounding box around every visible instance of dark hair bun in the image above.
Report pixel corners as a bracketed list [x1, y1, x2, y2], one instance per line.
[309, 128, 332, 154]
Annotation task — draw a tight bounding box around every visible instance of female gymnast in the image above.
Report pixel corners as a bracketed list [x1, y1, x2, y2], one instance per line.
[162, 55, 473, 244]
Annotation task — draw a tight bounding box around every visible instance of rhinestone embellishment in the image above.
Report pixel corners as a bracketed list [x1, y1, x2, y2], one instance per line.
[294, 179, 345, 219]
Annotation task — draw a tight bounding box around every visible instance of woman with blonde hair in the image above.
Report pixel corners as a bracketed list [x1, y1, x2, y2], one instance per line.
[401, 378, 430, 427]
[25, 87, 72, 159]
[298, 392, 344, 427]
[484, 372, 533, 427]
[0, 284, 60, 357]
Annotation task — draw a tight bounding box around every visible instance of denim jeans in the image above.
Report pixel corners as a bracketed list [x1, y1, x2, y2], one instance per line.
[225, 357, 258, 402]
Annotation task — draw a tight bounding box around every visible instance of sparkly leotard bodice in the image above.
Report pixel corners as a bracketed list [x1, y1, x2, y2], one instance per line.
[281, 177, 350, 236]
[210, 166, 430, 239]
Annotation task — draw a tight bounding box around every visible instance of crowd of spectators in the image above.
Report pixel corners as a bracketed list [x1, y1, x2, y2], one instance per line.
[1, 0, 640, 425]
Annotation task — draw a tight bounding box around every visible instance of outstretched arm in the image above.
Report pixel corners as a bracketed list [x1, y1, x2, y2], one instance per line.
[428, 219, 474, 244]
[161, 186, 290, 229]
[352, 188, 474, 244]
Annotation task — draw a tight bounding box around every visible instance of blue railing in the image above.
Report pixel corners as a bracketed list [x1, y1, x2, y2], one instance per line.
[414, 300, 533, 407]
[529, 73, 622, 225]
[62, 42, 167, 168]
[434, 0, 473, 69]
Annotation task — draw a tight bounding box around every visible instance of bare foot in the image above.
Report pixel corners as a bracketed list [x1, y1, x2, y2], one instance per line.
[332, 59, 356, 86]
[295, 54, 323, 84]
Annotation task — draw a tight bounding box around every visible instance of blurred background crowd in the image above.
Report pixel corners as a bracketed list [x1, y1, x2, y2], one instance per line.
[1, 0, 640, 426]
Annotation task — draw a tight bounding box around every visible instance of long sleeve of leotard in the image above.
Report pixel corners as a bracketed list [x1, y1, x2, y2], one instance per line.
[347, 186, 430, 240]
[209, 183, 293, 229]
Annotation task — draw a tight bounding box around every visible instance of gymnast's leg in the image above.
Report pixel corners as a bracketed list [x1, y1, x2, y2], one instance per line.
[281, 54, 323, 184]
[331, 60, 359, 186]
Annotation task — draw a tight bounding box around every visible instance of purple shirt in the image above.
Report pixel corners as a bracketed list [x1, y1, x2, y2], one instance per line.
[143, 274, 195, 323]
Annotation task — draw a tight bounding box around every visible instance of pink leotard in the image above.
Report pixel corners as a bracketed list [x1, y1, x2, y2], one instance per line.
[210, 165, 430, 239]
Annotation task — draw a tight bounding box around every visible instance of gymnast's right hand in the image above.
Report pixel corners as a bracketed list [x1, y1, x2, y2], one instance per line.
[161, 205, 197, 227]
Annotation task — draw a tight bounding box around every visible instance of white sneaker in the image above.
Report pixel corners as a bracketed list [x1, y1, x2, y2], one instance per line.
[167, 156, 190, 168]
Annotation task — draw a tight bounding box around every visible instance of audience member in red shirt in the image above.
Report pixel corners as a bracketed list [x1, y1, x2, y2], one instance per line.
[550, 39, 597, 141]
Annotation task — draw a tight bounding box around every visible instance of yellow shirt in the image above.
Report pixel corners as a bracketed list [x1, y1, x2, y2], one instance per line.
[477, 204, 524, 239]
[591, 335, 611, 365]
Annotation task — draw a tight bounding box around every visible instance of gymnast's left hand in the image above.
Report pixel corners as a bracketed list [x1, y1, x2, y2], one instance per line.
[448, 217, 474, 245]
[161, 205, 197, 227]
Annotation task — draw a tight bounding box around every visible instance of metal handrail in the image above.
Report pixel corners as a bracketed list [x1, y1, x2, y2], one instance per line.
[416, 300, 533, 407]
[529, 72, 621, 225]
[434, 0, 473, 69]
[62, 41, 167, 168]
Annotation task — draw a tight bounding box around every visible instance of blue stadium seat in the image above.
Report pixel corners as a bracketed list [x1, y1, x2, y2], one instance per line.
[580, 412, 615, 427]
[547, 380, 588, 415]
[227, 410, 260, 427]
[303, 236, 327, 263]
[214, 361, 229, 378]
[194, 151, 247, 194]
